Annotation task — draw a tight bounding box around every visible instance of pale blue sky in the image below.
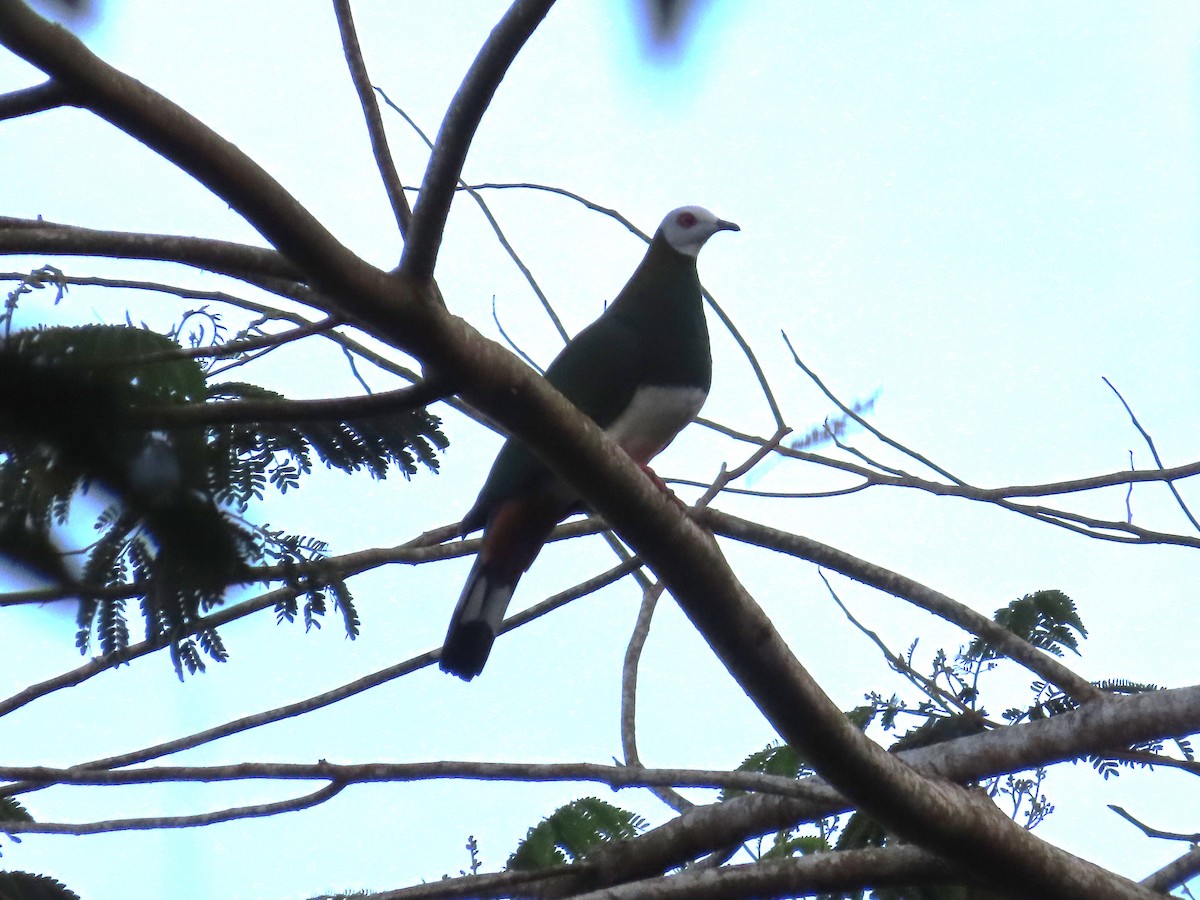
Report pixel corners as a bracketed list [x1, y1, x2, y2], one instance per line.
[2, 2, 1199, 897]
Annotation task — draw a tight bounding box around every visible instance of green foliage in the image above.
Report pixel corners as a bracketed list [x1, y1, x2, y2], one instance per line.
[966, 590, 1087, 661]
[507, 798, 648, 871]
[0, 872, 81, 900]
[719, 741, 809, 803]
[206, 382, 447, 511]
[0, 322, 443, 675]
[1003, 678, 1190, 779]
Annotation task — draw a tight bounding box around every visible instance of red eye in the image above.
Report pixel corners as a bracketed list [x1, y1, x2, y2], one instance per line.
[676, 211, 697, 228]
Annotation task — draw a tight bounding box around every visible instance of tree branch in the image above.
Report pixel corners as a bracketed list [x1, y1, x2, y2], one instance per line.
[567, 845, 959, 900]
[701, 507, 1102, 703]
[1104, 376, 1200, 533]
[332, 0, 411, 237]
[0, 78, 72, 120]
[0, 761, 814, 796]
[398, 0, 557, 280]
[0, 782, 344, 834]
[379, 92, 569, 340]
[1141, 846, 1200, 893]
[0, 217, 302, 285]
[133, 378, 450, 427]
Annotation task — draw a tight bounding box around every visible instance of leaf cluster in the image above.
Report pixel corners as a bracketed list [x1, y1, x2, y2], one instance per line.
[506, 797, 648, 871]
[0, 323, 444, 674]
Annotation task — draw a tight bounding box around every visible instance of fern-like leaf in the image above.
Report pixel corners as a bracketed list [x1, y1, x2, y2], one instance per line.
[720, 741, 809, 802]
[966, 590, 1087, 661]
[0, 871, 82, 900]
[507, 798, 647, 871]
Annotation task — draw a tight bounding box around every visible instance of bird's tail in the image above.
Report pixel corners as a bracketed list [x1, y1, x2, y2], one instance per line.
[439, 555, 515, 680]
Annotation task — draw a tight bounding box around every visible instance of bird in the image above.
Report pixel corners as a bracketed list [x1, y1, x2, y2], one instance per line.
[439, 206, 739, 680]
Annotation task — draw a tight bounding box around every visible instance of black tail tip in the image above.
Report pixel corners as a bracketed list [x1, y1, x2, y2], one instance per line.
[439, 622, 495, 681]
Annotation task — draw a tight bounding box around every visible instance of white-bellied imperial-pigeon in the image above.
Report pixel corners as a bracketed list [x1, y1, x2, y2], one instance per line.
[440, 206, 739, 679]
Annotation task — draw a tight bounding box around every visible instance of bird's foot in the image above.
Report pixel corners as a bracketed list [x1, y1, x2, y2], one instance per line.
[640, 464, 686, 509]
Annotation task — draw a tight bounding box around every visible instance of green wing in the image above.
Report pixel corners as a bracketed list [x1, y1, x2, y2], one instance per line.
[460, 310, 647, 532]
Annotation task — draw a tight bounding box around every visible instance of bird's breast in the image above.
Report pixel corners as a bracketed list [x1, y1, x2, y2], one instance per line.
[604, 384, 708, 465]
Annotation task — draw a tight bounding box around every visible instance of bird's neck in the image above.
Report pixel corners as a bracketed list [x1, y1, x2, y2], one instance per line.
[609, 235, 703, 326]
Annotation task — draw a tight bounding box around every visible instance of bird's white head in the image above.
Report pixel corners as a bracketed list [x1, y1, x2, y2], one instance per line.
[658, 206, 740, 258]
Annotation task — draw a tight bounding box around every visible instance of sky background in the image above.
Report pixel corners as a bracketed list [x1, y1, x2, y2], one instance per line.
[2, 1, 1199, 897]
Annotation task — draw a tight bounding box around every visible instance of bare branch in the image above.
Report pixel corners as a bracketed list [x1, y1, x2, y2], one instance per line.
[700, 507, 1103, 704]
[695, 418, 1200, 540]
[0, 761, 814, 796]
[332, 0, 411, 236]
[0, 6, 407, 323]
[0, 588, 292, 718]
[1109, 804, 1200, 843]
[1142, 846, 1200, 893]
[783, 330, 965, 485]
[621, 581, 691, 812]
[0, 218, 301, 284]
[462, 181, 646, 237]
[399, 0, 557, 280]
[378, 89, 568, 340]
[0, 782, 344, 834]
[1104, 376, 1200, 533]
[134, 377, 449, 428]
[0, 78, 72, 120]
[567, 845, 958, 900]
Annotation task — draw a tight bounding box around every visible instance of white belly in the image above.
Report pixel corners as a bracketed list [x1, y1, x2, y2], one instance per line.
[604, 385, 707, 464]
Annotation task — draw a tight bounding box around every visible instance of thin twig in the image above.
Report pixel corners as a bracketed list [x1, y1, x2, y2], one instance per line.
[817, 570, 980, 720]
[783, 330, 966, 485]
[492, 293, 545, 372]
[694, 418, 1200, 544]
[1109, 804, 1200, 843]
[0, 587, 298, 720]
[620, 580, 691, 812]
[0, 782, 345, 834]
[1104, 376, 1200, 533]
[1125, 449, 1135, 524]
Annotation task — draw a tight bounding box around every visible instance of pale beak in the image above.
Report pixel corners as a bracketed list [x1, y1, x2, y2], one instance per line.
[716, 218, 740, 233]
